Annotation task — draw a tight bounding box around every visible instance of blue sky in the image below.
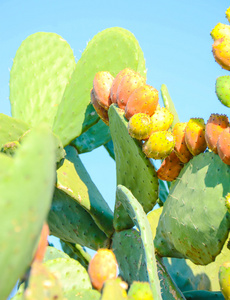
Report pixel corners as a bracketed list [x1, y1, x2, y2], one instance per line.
[1, 1, 230, 297]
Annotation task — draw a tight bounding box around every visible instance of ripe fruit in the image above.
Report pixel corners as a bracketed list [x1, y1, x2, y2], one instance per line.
[33, 222, 49, 262]
[150, 107, 173, 133]
[88, 249, 118, 291]
[124, 84, 159, 120]
[93, 71, 114, 110]
[185, 118, 207, 156]
[116, 72, 146, 110]
[128, 113, 153, 140]
[217, 127, 230, 165]
[142, 131, 175, 160]
[226, 7, 230, 23]
[205, 114, 229, 153]
[210, 23, 230, 41]
[157, 151, 184, 182]
[212, 37, 230, 70]
[110, 68, 135, 104]
[90, 89, 109, 125]
[173, 122, 193, 163]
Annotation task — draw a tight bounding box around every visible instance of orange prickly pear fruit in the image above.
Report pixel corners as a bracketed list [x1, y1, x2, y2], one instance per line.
[212, 37, 230, 70]
[219, 262, 230, 299]
[93, 71, 114, 110]
[173, 122, 193, 163]
[128, 113, 153, 140]
[210, 23, 230, 41]
[205, 113, 229, 153]
[142, 131, 175, 160]
[116, 72, 146, 110]
[88, 249, 118, 291]
[185, 118, 207, 156]
[90, 89, 109, 125]
[124, 84, 159, 120]
[217, 127, 230, 165]
[157, 151, 184, 182]
[150, 107, 173, 133]
[110, 68, 136, 104]
[33, 222, 49, 262]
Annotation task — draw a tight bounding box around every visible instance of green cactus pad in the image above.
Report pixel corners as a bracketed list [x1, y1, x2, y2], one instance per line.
[183, 290, 224, 299]
[10, 32, 76, 127]
[48, 188, 110, 250]
[0, 126, 56, 299]
[104, 140, 115, 160]
[52, 27, 146, 147]
[64, 288, 101, 299]
[109, 105, 158, 231]
[155, 152, 230, 265]
[43, 246, 70, 263]
[216, 76, 230, 108]
[44, 257, 92, 293]
[0, 113, 29, 149]
[71, 119, 111, 154]
[56, 146, 114, 237]
[161, 84, 180, 129]
[116, 185, 162, 300]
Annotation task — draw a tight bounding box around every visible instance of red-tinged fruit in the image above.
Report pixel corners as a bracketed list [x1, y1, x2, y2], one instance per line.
[173, 122, 193, 163]
[212, 37, 230, 70]
[90, 89, 109, 125]
[93, 71, 114, 110]
[110, 68, 136, 104]
[185, 118, 207, 156]
[88, 249, 118, 291]
[125, 84, 159, 120]
[142, 131, 175, 160]
[205, 113, 229, 153]
[33, 222, 49, 262]
[150, 107, 173, 133]
[116, 72, 146, 110]
[157, 151, 184, 182]
[128, 113, 153, 140]
[217, 127, 230, 165]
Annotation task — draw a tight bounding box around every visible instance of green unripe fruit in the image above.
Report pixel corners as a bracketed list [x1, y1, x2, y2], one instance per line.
[142, 131, 175, 159]
[219, 262, 230, 299]
[216, 76, 230, 108]
[128, 113, 153, 140]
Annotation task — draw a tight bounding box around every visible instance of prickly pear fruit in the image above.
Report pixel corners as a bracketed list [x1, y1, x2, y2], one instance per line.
[128, 281, 154, 300]
[150, 106, 174, 133]
[125, 84, 159, 120]
[225, 193, 230, 213]
[116, 72, 146, 110]
[219, 262, 230, 300]
[185, 118, 207, 156]
[217, 127, 230, 165]
[142, 131, 175, 160]
[90, 89, 109, 125]
[33, 222, 49, 262]
[128, 113, 153, 140]
[110, 68, 136, 104]
[1, 141, 20, 157]
[212, 37, 230, 70]
[88, 249, 118, 291]
[173, 122, 193, 163]
[226, 7, 230, 23]
[216, 76, 230, 108]
[93, 71, 114, 110]
[205, 113, 229, 153]
[157, 151, 184, 182]
[210, 23, 230, 40]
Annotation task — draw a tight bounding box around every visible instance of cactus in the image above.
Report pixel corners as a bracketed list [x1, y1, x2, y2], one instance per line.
[216, 76, 230, 108]
[219, 262, 230, 299]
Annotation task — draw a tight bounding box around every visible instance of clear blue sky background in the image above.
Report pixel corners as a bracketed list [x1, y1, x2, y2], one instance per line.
[1, 0, 229, 297]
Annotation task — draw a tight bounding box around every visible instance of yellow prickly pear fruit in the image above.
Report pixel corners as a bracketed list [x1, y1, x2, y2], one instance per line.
[185, 118, 207, 156]
[226, 7, 230, 23]
[212, 37, 230, 70]
[219, 262, 230, 299]
[150, 107, 174, 133]
[128, 281, 154, 300]
[225, 193, 230, 213]
[210, 23, 230, 40]
[142, 131, 175, 160]
[88, 249, 118, 291]
[128, 113, 153, 140]
[173, 122, 193, 163]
